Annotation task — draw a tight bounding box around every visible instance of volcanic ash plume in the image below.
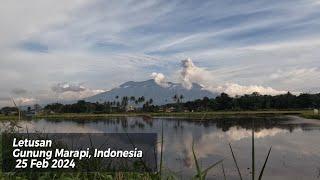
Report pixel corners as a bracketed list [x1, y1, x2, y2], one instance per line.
[179, 58, 286, 96]
[151, 72, 169, 87]
[180, 58, 210, 89]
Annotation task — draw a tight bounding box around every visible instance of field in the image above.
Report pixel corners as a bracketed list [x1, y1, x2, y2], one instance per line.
[0, 110, 317, 121]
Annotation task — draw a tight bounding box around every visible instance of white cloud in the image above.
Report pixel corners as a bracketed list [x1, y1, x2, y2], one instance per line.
[55, 89, 105, 101]
[0, 0, 90, 49]
[179, 58, 286, 96]
[51, 82, 105, 101]
[0, 0, 320, 106]
[51, 82, 86, 93]
[15, 97, 36, 106]
[270, 68, 320, 84]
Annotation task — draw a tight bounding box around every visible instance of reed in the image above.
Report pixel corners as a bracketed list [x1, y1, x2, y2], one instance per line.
[192, 140, 223, 180]
[228, 120, 272, 180]
[229, 143, 243, 180]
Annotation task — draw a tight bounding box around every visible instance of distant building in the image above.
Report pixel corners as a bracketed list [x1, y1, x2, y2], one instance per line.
[165, 107, 176, 112]
[126, 105, 135, 112]
[24, 104, 42, 117]
[314, 109, 319, 115]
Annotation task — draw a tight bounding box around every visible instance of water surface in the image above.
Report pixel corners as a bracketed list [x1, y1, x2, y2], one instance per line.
[1, 116, 320, 179]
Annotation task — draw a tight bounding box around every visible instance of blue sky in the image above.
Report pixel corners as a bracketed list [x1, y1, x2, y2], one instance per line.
[0, 0, 320, 106]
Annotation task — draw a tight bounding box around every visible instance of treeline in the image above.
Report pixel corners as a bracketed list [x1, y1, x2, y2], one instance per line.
[44, 96, 157, 113]
[0, 106, 18, 115]
[40, 92, 320, 114]
[182, 92, 320, 111]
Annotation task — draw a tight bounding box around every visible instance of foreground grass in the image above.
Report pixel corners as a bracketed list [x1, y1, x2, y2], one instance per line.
[0, 115, 17, 120]
[300, 111, 320, 120]
[0, 110, 315, 121]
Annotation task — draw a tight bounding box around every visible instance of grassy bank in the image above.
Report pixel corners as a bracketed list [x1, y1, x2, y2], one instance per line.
[299, 111, 320, 120]
[0, 110, 315, 121]
[32, 110, 316, 120]
[0, 115, 18, 121]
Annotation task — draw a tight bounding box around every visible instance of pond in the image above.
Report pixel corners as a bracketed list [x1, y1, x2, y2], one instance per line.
[1, 116, 320, 179]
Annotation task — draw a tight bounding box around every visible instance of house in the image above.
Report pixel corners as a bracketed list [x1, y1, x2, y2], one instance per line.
[165, 107, 176, 112]
[126, 105, 135, 112]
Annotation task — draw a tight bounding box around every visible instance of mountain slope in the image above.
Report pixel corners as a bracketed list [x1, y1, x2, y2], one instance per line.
[85, 79, 215, 105]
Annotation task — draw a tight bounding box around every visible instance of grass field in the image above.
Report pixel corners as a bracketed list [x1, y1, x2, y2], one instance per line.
[0, 110, 317, 121]
[299, 110, 320, 120]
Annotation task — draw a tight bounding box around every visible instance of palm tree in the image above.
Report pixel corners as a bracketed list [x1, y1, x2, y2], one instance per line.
[180, 94, 184, 103]
[138, 96, 145, 103]
[121, 96, 129, 110]
[173, 94, 178, 103]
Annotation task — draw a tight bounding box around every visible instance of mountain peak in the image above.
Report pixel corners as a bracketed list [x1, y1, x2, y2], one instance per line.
[119, 79, 157, 88]
[86, 79, 215, 105]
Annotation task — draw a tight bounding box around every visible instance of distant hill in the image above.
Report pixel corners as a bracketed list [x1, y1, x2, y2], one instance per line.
[85, 79, 216, 105]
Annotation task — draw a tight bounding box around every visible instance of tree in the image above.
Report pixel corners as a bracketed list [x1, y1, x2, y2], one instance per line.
[180, 95, 184, 103]
[173, 94, 178, 103]
[215, 93, 233, 110]
[121, 96, 129, 110]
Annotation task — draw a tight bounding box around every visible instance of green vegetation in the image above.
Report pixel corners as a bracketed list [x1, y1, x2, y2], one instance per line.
[43, 92, 320, 113]
[300, 110, 320, 120]
[1, 92, 319, 121]
[0, 114, 17, 120]
[0, 110, 316, 121]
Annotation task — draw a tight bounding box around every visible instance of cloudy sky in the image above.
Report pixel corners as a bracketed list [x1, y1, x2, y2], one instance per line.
[1, 0, 320, 107]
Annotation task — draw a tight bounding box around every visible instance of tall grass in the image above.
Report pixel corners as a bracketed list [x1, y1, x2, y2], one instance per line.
[252, 121, 255, 180]
[221, 162, 226, 180]
[229, 143, 243, 180]
[192, 141, 223, 180]
[229, 120, 272, 180]
[258, 147, 272, 180]
[159, 120, 164, 179]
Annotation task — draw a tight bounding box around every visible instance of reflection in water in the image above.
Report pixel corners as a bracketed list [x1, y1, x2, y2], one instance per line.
[1, 116, 320, 179]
